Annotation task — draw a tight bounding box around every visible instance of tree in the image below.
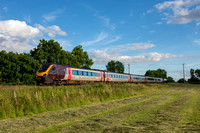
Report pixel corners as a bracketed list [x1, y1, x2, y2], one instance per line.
[177, 78, 186, 83]
[195, 69, 200, 78]
[166, 76, 175, 83]
[145, 68, 167, 79]
[30, 39, 71, 65]
[0, 50, 40, 84]
[106, 60, 116, 72]
[106, 60, 124, 73]
[115, 61, 125, 73]
[188, 68, 200, 83]
[71, 45, 93, 69]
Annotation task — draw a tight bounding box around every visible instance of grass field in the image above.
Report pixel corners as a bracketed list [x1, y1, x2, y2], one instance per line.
[0, 84, 199, 132]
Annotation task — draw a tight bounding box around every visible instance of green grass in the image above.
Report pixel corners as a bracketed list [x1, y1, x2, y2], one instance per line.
[0, 84, 200, 132]
[0, 83, 169, 120]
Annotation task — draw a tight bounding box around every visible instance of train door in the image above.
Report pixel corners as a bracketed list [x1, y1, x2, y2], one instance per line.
[100, 72, 103, 81]
[107, 72, 109, 82]
[131, 75, 134, 82]
[63, 67, 68, 80]
[68, 68, 72, 80]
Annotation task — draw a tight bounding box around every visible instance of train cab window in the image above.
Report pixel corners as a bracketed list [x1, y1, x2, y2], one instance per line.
[38, 64, 50, 72]
[51, 66, 56, 71]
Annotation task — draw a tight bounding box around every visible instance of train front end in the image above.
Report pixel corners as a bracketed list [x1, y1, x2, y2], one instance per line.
[36, 64, 53, 84]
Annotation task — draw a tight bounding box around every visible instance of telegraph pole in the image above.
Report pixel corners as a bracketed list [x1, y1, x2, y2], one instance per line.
[128, 64, 130, 74]
[183, 63, 185, 83]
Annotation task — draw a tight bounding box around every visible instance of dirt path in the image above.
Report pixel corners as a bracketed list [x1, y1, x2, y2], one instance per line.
[0, 86, 199, 133]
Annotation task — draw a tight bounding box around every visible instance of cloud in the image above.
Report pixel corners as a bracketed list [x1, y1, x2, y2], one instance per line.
[24, 15, 31, 23]
[155, 0, 200, 24]
[36, 24, 67, 37]
[81, 32, 108, 46]
[105, 35, 121, 44]
[42, 9, 64, 22]
[0, 20, 40, 38]
[3, 7, 8, 12]
[194, 39, 200, 45]
[130, 9, 133, 17]
[114, 43, 155, 53]
[83, 5, 116, 30]
[91, 50, 183, 64]
[0, 20, 40, 52]
[95, 14, 116, 30]
[0, 20, 67, 53]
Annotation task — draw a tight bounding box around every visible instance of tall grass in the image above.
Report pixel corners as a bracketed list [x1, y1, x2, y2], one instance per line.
[0, 83, 171, 120]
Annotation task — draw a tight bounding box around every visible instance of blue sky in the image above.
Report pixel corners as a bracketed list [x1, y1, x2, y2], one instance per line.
[0, 0, 200, 81]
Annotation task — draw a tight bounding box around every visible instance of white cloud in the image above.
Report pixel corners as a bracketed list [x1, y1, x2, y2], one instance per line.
[0, 20, 67, 53]
[36, 24, 67, 37]
[0, 20, 40, 52]
[91, 50, 183, 64]
[0, 20, 40, 38]
[114, 43, 155, 52]
[155, 0, 200, 24]
[81, 32, 108, 46]
[42, 9, 64, 22]
[156, 22, 163, 25]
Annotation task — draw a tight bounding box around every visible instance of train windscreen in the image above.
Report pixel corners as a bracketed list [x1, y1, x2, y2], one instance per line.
[38, 64, 50, 72]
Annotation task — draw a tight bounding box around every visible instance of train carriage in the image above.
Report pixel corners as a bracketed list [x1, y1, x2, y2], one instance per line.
[36, 64, 104, 84]
[105, 71, 130, 82]
[131, 74, 146, 83]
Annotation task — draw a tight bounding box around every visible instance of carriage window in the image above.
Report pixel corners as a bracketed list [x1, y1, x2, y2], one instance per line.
[72, 70, 77, 75]
[92, 72, 95, 76]
[78, 71, 82, 75]
[68, 70, 70, 74]
[83, 71, 87, 76]
[95, 73, 100, 76]
[88, 72, 91, 76]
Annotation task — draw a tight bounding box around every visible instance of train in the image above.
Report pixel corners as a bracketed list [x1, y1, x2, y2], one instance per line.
[36, 63, 163, 84]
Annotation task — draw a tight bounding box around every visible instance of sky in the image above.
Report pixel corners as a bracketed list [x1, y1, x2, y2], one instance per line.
[0, 0, 200, 81]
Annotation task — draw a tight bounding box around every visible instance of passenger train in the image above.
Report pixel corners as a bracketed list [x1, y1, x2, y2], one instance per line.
[36, 64, 163, 84]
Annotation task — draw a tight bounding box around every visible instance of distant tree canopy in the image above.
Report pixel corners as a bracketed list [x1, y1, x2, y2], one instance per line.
[145, 68, 167, 79]
[0, 51, 40, 84]
[177, 78, 187, 83]
[0, 39, 94, 84]
[71, 45, 93, 69]
[188, 68, 200, 83]
[30, 39, 93, 69]
[166, 76, 175, 83]
[106, 60, 124, 73]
